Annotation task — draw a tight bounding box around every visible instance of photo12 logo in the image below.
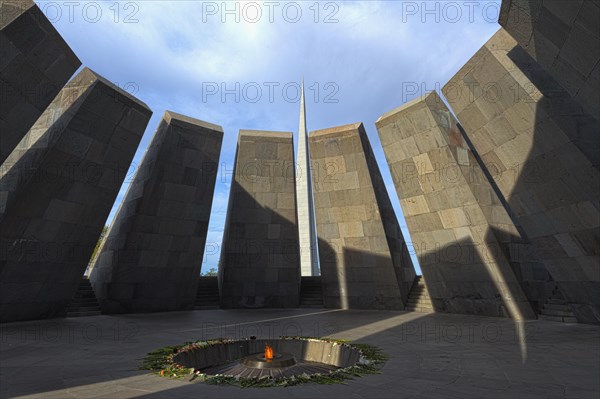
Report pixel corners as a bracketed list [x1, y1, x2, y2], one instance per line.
[400, 1, 501, 23]
[34, 1, 140, 24]
[199, 1, 340, 24]
[201, 81, 339, 103]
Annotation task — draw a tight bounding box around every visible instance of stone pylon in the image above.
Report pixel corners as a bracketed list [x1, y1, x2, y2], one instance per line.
[219, 130, 301, 308]
[1, 0, 81, 164]
[376, 91, 538, 319]
[309, 123, 416, 309]
[442, 28, 600, 324]
[89, 111, 223, 314]
[0, 67, 152, 322]
[296, 81, 319, 276]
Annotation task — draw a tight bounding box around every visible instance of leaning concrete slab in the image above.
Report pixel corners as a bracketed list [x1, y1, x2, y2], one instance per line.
[89, 111, 223, 313]
[1, 0, 81, 164]
[0, 67, 152, 322]
[443, 28, 600, 324]
[376, 91, 542, 319]
[219, 130, 301, 308]
[499, 0, 600, 119]
[309, 123, 415, 310]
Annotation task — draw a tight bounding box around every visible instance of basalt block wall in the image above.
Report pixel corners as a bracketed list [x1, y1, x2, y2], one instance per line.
[309, 123, 415, 310]
[443, 28, 600, 324]
[0, 67, 152, 322]
[90, 111, 222, 314]
[499, 0, 600, 118]
[1, 0, 81, 164]
[376, 91, 542, 319]
[218, 130, 301, 308]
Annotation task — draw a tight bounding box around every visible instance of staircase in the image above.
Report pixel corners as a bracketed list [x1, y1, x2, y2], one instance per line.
[300, 277, 323, 308]
[67, 277, 101, 317]
[540, 286, 578, 323]
[194, 276, 220, 309]
[405, 276, 434, 313]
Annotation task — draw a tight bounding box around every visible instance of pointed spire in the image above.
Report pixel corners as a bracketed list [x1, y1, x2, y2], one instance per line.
[296, 78, 319, 276]
[299, 79, 307, 139]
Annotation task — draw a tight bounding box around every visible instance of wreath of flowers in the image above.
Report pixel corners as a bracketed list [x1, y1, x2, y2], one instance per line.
[139, 336, 388, 388]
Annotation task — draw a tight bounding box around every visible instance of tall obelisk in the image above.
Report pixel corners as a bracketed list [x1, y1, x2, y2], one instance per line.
[296, 81, 319, 276]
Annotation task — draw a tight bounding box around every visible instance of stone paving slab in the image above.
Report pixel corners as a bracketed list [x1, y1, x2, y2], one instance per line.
[0, 309, 598, 398]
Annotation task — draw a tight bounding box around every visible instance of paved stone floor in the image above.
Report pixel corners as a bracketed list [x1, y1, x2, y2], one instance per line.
[1, 309, 598, 398]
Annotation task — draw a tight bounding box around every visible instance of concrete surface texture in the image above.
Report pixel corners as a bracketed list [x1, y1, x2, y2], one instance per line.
[0, 309, 598, 398]
[376, 91, 549, 320]
[0, 67, 152, 323]
[499, 0, 600, 118]
[218, 130, 301, 309]
[309, 123, 416, 310]
[442, 28, 600, 324]
[0, 0, 81, 164]
[90, 111, 223, 314]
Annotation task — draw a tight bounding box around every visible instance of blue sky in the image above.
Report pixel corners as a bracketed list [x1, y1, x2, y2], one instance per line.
[39, 0, 502, 274]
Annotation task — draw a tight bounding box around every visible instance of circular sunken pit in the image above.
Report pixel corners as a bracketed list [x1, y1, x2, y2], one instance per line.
[173, 338, 360, 380]
[141, 337, 387, 387]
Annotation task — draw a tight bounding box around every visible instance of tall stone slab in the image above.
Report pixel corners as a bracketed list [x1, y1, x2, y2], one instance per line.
[219, 130, 301, 308]
[89, 112, 222, 313]
[443, 28, 600, 324]
[0, 67, 152, 322]
[376, 91, 541, 319]
[499, 0, 600, 118]
[1, 0, 81, 164]
[309, 123, 415, 310]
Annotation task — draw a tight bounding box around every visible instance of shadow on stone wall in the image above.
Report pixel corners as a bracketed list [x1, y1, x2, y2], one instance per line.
[317, 238, 415, 310]
[218, 180, 301, 308]
[500, 44, 600, 323]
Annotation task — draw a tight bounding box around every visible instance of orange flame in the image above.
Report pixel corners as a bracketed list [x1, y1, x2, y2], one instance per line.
[264, 344, 274, 360]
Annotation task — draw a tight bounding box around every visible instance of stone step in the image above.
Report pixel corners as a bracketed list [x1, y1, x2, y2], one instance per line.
[406, 301, 433, 307]
[405, 276, 433, 313]
[537, 285, 577, 323]
[547, 298, 568, 305]
[405, 306, 434, 313]
[541, 309, 575, 317]
[540, 314, 578, 323]
[406, 303, 433, 308]
[68, 307, 101, 313]
[407, 295, 430, 301]
[68, 304, 100, 308]
[550, 290, 565, 299]
[69, 298, 99, 304]
[67, 278, 102, 317]
[543, 304, 572, 312]
[67, 310, 102, 317]
[406, 304, 433, 310]
[74, 290, 95, 295]
[407, 303, 433, 309]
